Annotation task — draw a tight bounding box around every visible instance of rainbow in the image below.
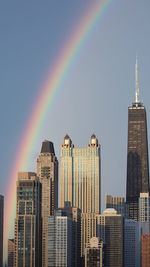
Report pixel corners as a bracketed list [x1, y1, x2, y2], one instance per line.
[4, 0, 111, 254]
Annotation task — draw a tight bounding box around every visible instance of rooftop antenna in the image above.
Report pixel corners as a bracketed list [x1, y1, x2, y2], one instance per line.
[135, 55, 140, 103]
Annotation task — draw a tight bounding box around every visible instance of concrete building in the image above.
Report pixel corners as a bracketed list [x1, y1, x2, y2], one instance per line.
[141, 234, 150, 267]
[48, 202, 81, 267]
[124, 220, 140, 267]
[84, 237, 105, 267]
[60, 134, 101, 255]
[97, 209, 124, 267]
[8, 239, 15, 267]
[14, 172, 42, 267]
[126, 60, 150, 220]
[37, 140, 58, 267]
[0, 195, 4, 267]
[139, 193, 150, 222]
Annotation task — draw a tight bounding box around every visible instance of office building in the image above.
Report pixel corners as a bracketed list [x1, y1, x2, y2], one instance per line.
[37, 140, 58, 267]
[0, 195, 4, 267]
[48, 202, 81, 267]
[124, 220, 140, 267]
[106, 195, 126, 217]
[97, 208, 124, 267]
[84, 237, 105, 267]
[126, 60, 150, 220]
[141, 234, 150, 267]
[139, 193, 150, 222]
[60, 134, 101, 255]
[8, 239, 15, 267]
[14, 172, 42, 267]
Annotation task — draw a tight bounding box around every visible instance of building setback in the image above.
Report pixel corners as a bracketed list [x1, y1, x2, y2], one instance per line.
[60, 134, 101, 256]
[126, 59, 150, 220]
[37, 140, 58, 267]
[97, 209, 124, 267]
[14, 172, 42, 267]
[106, 195, 126, 217]
[0, 195, 4, 267]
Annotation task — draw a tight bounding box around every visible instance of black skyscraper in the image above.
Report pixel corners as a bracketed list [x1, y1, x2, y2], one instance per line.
[126, 60, 150, 220]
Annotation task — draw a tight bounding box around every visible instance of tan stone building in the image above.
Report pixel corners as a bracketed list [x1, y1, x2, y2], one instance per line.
[60, 134, 101, 256]
[37, 140, 58, 267]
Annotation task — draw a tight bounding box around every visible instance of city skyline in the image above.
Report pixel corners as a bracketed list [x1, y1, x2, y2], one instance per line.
[1, 0, 150, 260]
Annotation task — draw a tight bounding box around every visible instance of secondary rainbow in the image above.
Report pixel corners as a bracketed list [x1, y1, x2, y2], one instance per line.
[5, 0, 111, 241]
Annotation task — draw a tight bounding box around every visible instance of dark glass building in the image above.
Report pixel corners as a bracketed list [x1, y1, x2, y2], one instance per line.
[15, 172, 42, 267]
[126, 61, 150, 220]
[0, 195, 4, 267]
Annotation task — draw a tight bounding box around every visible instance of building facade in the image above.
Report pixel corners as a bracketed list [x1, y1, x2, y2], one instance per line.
[48, 202, 81, 267]
[14, 172, 42, 267]
[106, 195, 126, 217]
[97, 209, 124, 267]
[84, 237, 104, 267]
[141, 234, 150, 267]
[139, 193, 150, 222]
[126, 60, 150, 220]
[124, 220, 140, 267]
[8, 239, 15, 267]
[37, 140, 58, 267]
[60, 134, 101, 255]
[0, 195, 4, 267]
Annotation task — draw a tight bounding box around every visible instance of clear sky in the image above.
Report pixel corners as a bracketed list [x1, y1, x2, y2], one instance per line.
[0, 0, 150, 225]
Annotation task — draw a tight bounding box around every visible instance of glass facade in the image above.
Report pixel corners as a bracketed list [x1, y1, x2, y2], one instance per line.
[15, 172, 42, 267]
[126, 103, 150, 220]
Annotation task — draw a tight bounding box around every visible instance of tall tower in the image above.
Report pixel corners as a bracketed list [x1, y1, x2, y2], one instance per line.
[0, 195, 4, 267]
[126, 59, 150, 220]
[15, 172, 42, 267]
[37, 140, 58, 267]
[60, 134, 101, 256]
[96, 209, 124, 267]
[48, 202, 81, 267]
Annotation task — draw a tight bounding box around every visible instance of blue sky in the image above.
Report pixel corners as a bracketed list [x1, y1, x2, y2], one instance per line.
[0, 0, 150, 214]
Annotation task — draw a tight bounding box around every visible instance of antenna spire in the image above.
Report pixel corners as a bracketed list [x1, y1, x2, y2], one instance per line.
[135, 56, 140, 103]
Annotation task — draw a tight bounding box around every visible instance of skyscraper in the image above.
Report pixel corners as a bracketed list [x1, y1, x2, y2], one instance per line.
[0, 195, 4, 267]
[37, 140, 58, 267]
[124, 220, 140, 267]
[126, 59, 150, 220]
[60, 134, 101, 255]
[14, 172, 42, 267]
[48, 202, 81, 267]
[97, 209, 124, 267]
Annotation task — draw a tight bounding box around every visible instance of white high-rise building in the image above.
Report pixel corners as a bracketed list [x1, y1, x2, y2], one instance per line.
[139, 193, 150, 222]
[48, 202, 81, 267]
